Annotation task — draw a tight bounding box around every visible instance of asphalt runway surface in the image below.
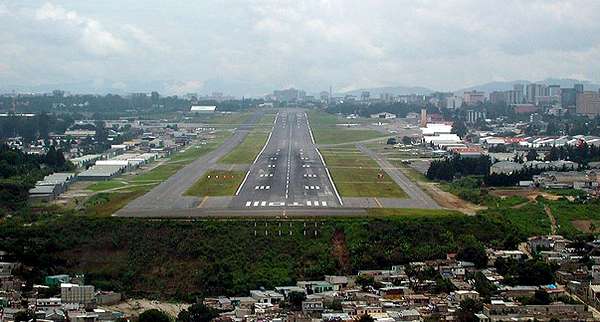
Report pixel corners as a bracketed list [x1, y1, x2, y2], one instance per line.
[117, 108, 439, 218]
[117, 111, 264, 214]
[230, 109, 342, 209]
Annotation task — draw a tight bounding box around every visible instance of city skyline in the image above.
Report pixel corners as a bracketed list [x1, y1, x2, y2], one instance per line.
[1, 1, 600, 96]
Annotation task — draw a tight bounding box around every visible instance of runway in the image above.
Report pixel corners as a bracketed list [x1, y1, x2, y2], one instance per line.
[117, 111, 264, 213]
[116, 108, 440, 218]
[230, 109, 342, 209]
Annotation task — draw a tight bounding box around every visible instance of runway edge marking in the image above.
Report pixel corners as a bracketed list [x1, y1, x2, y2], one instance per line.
[235, 112, 278, 196]
[305, 112, 343, 206]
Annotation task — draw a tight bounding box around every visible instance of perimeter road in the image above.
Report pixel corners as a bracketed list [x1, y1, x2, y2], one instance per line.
[356, 143, 440, 209]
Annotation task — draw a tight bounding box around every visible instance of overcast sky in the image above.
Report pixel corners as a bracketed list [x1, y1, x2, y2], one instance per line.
[1, 0, 600, 95]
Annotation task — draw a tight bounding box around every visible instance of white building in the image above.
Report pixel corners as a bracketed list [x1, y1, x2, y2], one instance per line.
[190, 105, 216, 113]
[61, 283, 95, 304]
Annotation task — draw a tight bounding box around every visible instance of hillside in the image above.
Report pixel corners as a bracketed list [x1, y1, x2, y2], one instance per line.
[0, 212, 514, 301]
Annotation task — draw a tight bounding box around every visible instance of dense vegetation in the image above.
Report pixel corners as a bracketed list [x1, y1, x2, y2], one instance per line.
[0, 145, 73, 213]
[426, 156, 491, 181]
[0, 211, 519, 301]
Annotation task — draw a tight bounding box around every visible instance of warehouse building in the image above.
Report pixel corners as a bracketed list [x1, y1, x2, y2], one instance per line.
[29, 172, 77, 202]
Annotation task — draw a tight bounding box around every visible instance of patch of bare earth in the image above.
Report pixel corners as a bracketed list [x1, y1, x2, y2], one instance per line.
[421, 183, 485, 215]
[490, 189, 573, 202]
[572, 220, 600, 233]
[104, 299, 189, 318]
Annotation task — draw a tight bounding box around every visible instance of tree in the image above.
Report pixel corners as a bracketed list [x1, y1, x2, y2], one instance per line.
[451, 120, 468, 138]
[287, 291, 307, 311]
[13, 310, 35, 322]
[456, 235, 488, 268]
[357, 314, 375, 322]
[355, 274, 376, 290]
[139, 309, 171, 322]
[402, 136, 412, 145]
[526, 148, 538, 161]
[177, 303, 219, 322]
[545, 146, 560, 161]
[456, 299, 483, 322]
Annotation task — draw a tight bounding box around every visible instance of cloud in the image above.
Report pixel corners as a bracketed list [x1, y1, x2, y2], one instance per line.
[2, 1, 600, 94]
[122, 24, 169, 52]
[165, 80, 204, 95]
[35, 2, 127, 56]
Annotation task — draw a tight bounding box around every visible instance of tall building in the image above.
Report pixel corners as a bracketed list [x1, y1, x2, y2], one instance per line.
[576, 91, 600, 117]
[446, 95, 462, 109]
[489, 91, 507, 104]
[273, 88, 306, 102]
[361, 91, 370, 101]
[548, 85, 561, 97]
[61, 283, 95, 304]
[463, 90, 485, 106]
[575, 83, 584, 93]
[506, 90, 523, 104]
[466, 110, 486, 124]
[526, 83, 544, 103]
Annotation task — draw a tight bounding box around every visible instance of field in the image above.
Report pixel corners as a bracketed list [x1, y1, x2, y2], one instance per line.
[320, 147, 406, 198]
[84, 131, 232, 216]
[308, 110, 386, 145]
[185, 170, 245, 196]
[546, 199, 600, 237]
[219, 130, 270, 164]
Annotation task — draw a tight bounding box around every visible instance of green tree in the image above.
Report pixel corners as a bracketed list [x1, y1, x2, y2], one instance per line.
[355, 274, 376, 290]
[357, 314, 375, 322]
[177, 303, 219, 322]
[402, 136, 412, 145]
[451, 120, 468, 138]
[456, 235, 488, 268]
[456, 299, 483, 322]
[526, 148, 538, 161]
[139, 309, 171, 322]
[287, 291, 307, 311]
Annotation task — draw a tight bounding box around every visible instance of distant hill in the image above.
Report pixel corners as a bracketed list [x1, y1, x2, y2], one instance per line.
[455, 78, 600, 94]
[342, 86, 435, 97]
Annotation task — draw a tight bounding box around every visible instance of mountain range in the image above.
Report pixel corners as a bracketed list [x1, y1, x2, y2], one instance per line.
[2, 78, 599, 97]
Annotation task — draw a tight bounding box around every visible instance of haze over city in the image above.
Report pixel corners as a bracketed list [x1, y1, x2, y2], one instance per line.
[2, 1, 600, 95]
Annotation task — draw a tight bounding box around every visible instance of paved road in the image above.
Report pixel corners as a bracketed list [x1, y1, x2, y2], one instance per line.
[117, 111, 264, 214]
[230, 108, 342, 209]
[356, 144, 440, 209]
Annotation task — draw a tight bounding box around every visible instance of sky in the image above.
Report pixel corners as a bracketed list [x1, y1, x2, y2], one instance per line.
[1, 0, 600, 96]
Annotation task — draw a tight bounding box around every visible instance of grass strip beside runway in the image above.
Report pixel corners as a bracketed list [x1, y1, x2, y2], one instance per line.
[307, 110, 387, 145]
[320, 148, 407, 198]
[185, 170, 245, 196]
[219, 130, 270, 164]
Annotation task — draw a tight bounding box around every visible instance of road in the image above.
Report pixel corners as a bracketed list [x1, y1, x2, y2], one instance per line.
[230, 109, 342, 209]
[117, 111, 264, 213]
[357, 144, 440, 209]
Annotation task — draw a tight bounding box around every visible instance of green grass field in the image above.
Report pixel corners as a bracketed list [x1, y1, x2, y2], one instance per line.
[320, 148, 406, 198]
[84, 131, 233, 216]
[185, 170, 245, 196]
[308, 110, 386, 145]
[219, 130, 269, 164]
[87, 180, 128, 192]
